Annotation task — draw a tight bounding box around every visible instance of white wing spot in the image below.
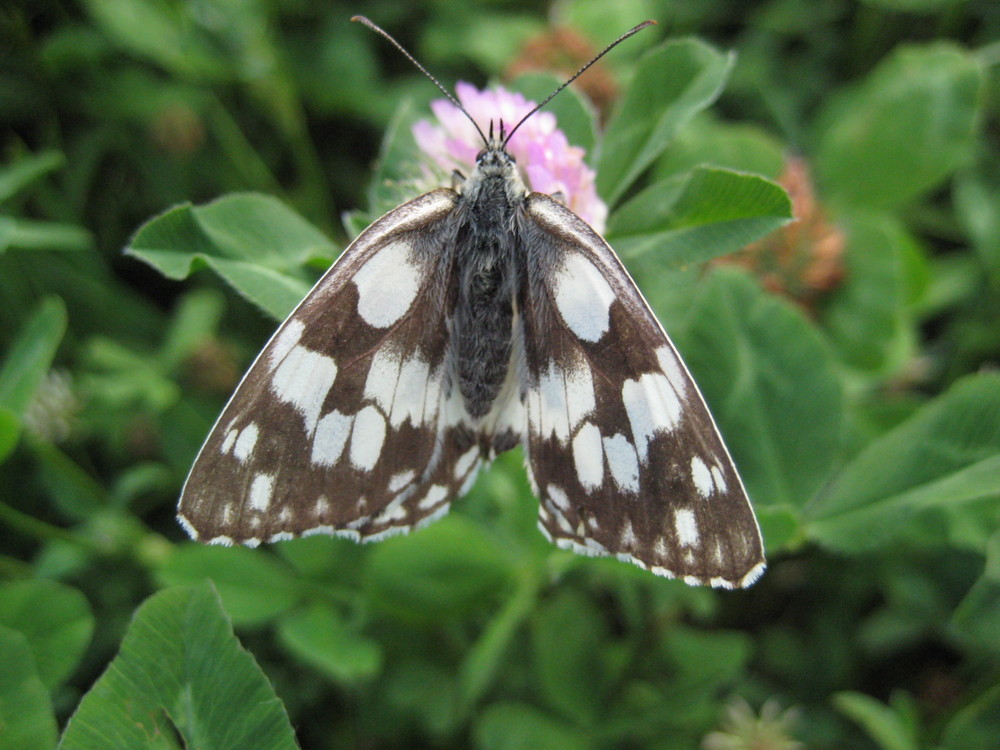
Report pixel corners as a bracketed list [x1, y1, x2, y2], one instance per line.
[233, 423, 259, 463]
[389, 469, 416, 493]
[249, 473, 274, 512]
[572, 421, 604, 491]
[379, 495, 409, 522]
[353, 241, 421, 328]
[552, 252, 616, 342]
[622, 372, 682, 461]
[564, 360, 596, 429]
[422, 362, 443, 425]
[553, 509, 574, 534]
[459, 465, 481, 495]
[364, 346, 402, 412]
[711, 465, 728, 494]
[390, 354, 431, 427]
[220, 428, 238, 454]
[602, 433, 639, 493]
[312, 410, 353, 466]
[271, 345, 338, 435]
[620, 519, 638, 548]
[674, 508, 699, 548]
[547, 484, 572, 514]
[269, 319, 305, 369]
[655, 346, 688, 400]
[690, 456, 714, 498]
[538, 360, 570, 443]
[349, 405, 386, 471]
[417, 484, 448, 511]
[654, 537, 668, 558]
[455, 446, 479, 480]
[315, 496, 330, 516]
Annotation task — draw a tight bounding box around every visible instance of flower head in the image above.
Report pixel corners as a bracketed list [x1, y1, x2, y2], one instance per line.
[702, 697, 802, 750]
[412, 82, 607, 232]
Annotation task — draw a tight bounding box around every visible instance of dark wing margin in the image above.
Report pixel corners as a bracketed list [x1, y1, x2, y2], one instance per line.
[178, 189, 482, 547]
[518, 194, 765, 588]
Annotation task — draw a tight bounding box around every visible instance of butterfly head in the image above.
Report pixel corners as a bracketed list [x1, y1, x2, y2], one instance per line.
[465, 130, 526, 202]
[475, 121, 517, 169]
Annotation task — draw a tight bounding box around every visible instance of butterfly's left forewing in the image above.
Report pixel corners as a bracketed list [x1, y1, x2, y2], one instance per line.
[179, 189, 483, 546]
[518, 194, 765, 588]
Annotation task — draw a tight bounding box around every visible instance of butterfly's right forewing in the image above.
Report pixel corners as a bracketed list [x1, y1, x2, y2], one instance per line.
[179, 189, 481, 546]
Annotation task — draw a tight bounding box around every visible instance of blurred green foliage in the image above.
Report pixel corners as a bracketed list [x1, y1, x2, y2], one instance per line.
[1, 0, 999, 748]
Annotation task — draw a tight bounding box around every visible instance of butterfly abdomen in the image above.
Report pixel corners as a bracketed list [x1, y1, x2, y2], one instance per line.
[453, 164, 522, 420]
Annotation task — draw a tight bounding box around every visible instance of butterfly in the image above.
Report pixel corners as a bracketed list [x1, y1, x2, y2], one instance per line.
[177, 17, 766, 589]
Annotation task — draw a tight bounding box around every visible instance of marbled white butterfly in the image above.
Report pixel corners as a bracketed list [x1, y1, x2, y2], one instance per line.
[178, 17, 766, 589]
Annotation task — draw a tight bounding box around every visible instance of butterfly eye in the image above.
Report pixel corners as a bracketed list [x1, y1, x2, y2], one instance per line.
[475, 150, 487, 163]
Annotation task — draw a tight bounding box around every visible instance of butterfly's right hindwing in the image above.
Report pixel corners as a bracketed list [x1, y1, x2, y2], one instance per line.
[178, 189, 481, 546]
[519, 195, 765, 588]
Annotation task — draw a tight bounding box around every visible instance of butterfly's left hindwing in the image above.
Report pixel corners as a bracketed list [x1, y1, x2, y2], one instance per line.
[178, 189, 483, 546]
[519, 195, 765, 588]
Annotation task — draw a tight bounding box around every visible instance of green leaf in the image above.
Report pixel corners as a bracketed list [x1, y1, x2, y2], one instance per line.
[457, 568, 540, 712]
[531, 589, 607, 725]
[0, 296, 67, 416]
[832, 691, 919, 750]
[660, 626, 752, 690]
[0, 150, 63, 204]
[0, 626, 57, 750]
[598, 38, 734, 205]
[669, 269, 844, 510]
[950, 530, 1000, 657]
[607, 167, 791, 263]
[806, 375, 1000, 552]
[274, 535, 364, 582]
[954, 164, 1000, 283]
[474, 702, 591, 750]
[816, 43, 983, 209]
[0, 407, 19, 464]
[655, 118, 786, 180]
[28, 440, 110, 520]
[0, 580, 94, 690]
[0, 217, 93, 254]
[384, 659, 459, 736]
[821, 214, 914, 373]
[277, 601, 382, 683]
[127, 194, 336, 320]
[155, 545, 302, 626]
[59, 584, 299, 750]
[81, 0, 232, 80]
[158, 289, 226, 370]
[859, 0, 957, 11]
[365, 516, 512, 620]
[939, 681, 1000, 750]
[364, 97, 429, 221]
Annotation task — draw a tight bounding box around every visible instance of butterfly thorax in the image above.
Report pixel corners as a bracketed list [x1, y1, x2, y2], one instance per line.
[452, 144, 525, 421]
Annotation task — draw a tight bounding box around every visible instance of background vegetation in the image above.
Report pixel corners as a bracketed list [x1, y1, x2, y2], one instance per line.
[2, 1, 999, 748]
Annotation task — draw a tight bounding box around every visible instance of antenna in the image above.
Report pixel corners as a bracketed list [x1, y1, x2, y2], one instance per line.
[503, 20, 656, 148]
[352, 15, 489, 146]
[353, 16, 656, 149]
